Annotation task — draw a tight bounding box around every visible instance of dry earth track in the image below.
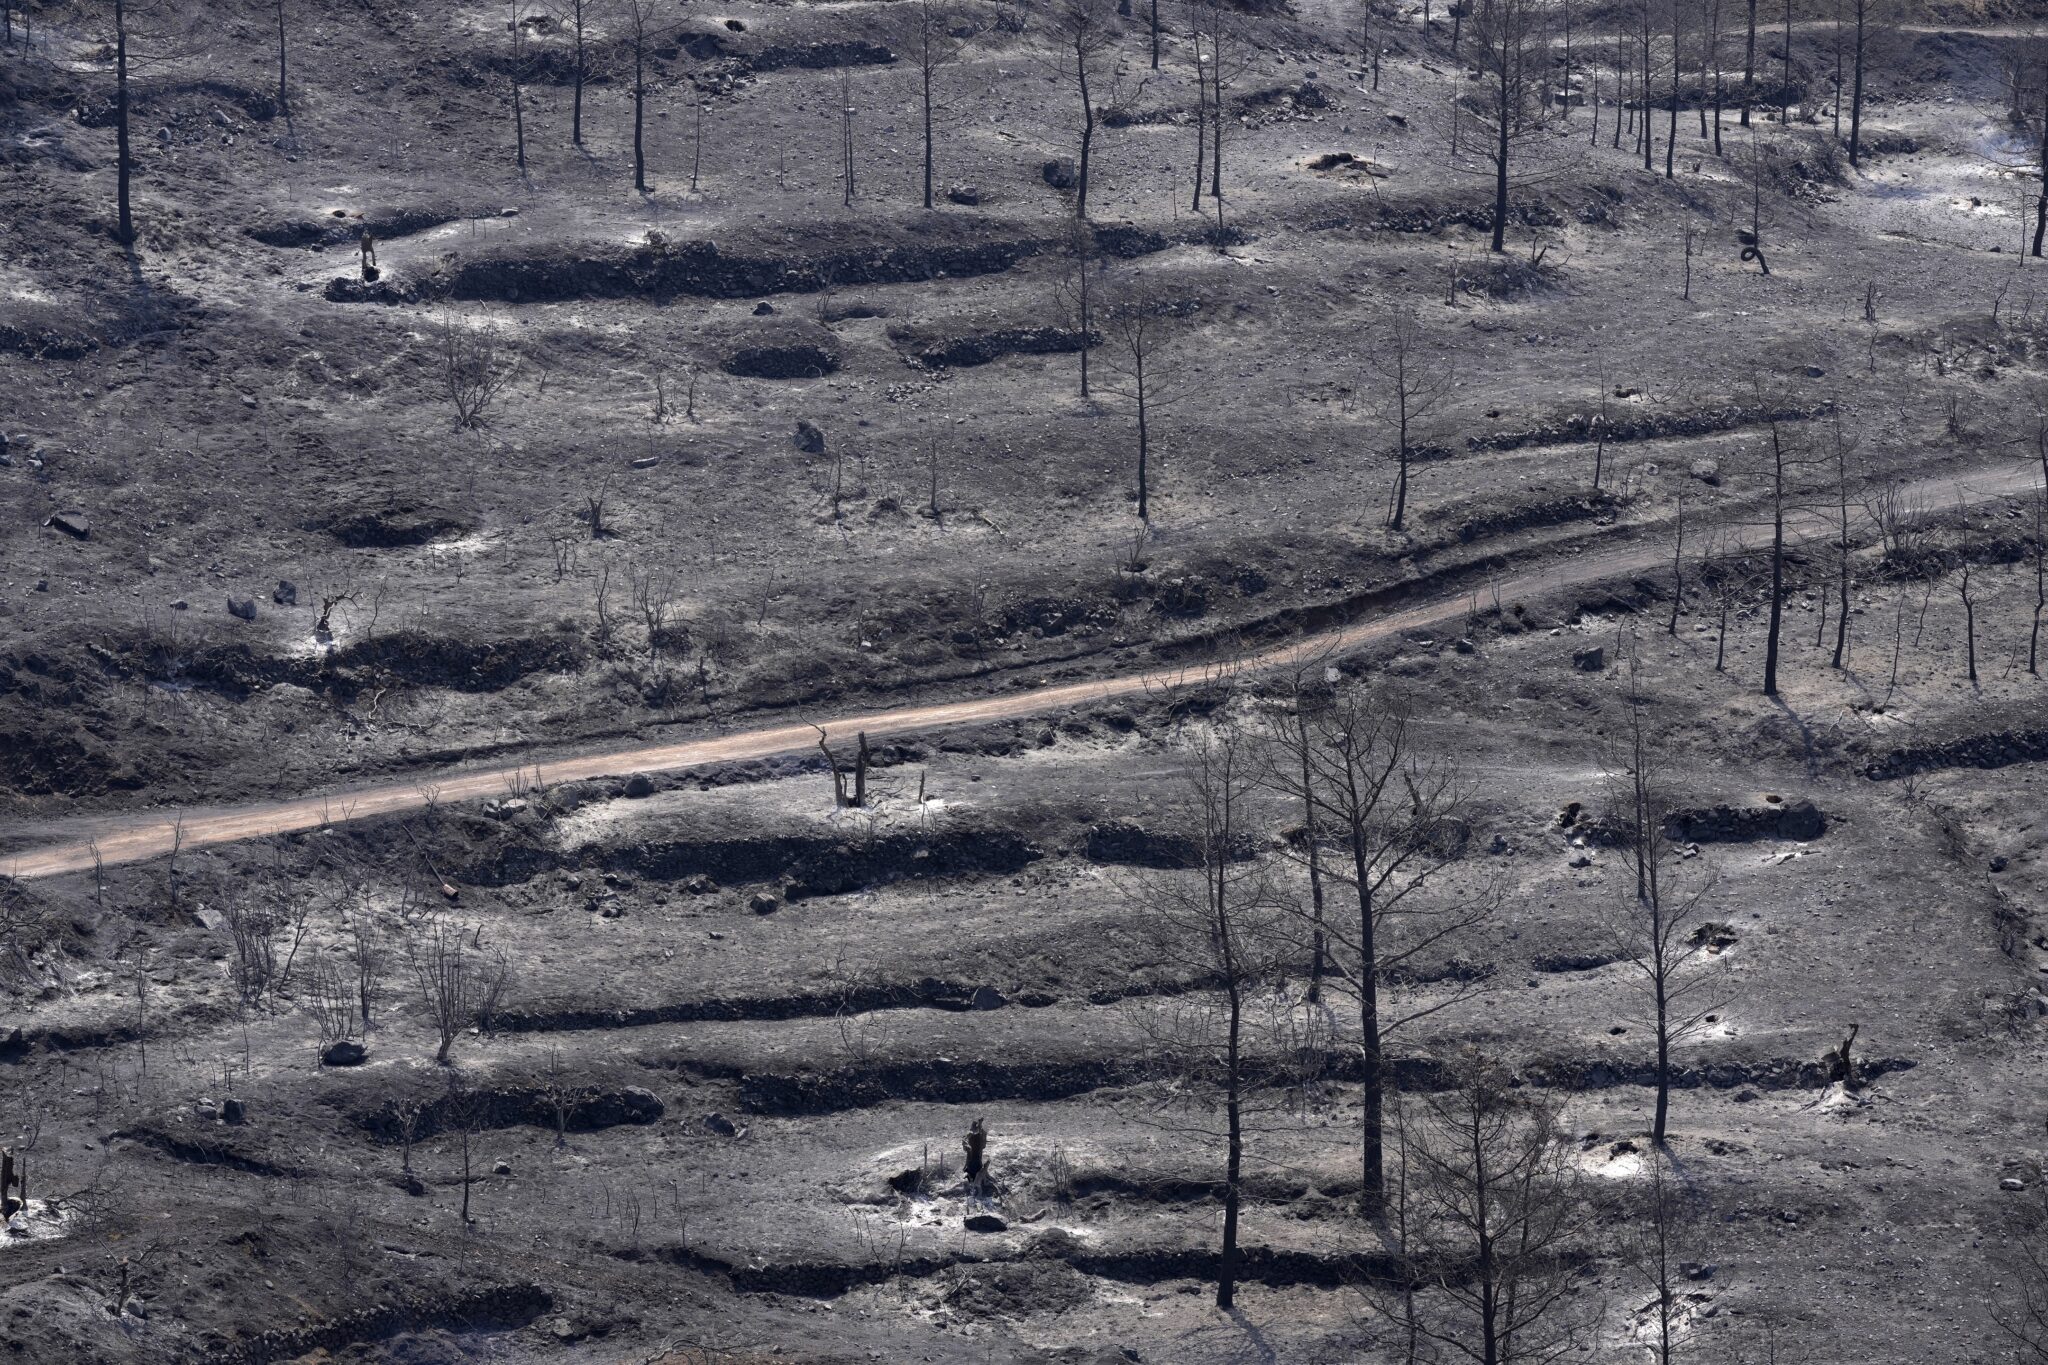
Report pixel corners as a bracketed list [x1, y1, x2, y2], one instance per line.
[5, 455, 2037, 881]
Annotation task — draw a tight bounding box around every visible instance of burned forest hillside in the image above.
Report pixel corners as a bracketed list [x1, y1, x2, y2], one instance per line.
[5, 0, 2048, 1361]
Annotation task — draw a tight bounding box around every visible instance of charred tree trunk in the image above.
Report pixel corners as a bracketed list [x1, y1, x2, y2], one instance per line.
[1764, 422, 1787, 697]
[1077, 46, 1096, 218]
[1351, 814, 1386, 1215]
[1848, 5, 1868, 165]
[1741, 0, 1758, 126]
[1666, 3, 1679, 178]
[632, 36, 647, 192]
[2036, 64, 2048, 258]
[115, 0, 134, 246]
[921, 52, 935, 208]
[571, 0, 586, 145]
[274, 0, 288, 115]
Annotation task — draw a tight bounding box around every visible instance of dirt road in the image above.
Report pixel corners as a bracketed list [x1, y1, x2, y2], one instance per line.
[6, 457, 2038, 882]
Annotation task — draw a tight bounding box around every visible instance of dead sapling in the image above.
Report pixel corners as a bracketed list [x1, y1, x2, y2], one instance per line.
[1822, 1023, 1866, 1097]
[814, 727, 872, 807]
[437, 311, 515, 429]
[583, 479, 613, 540]
[1364, 308, 1453, 533]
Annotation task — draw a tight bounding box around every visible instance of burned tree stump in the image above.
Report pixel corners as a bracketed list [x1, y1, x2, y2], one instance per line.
[0, 1146, 21, 1218]
[962, 1118, 989, 1191]
[1824, 1023, 1862, 1092]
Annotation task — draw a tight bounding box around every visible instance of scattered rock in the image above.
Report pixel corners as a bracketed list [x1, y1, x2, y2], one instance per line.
[493, 1160, 513, 1176]
[544, 1315, 589, 1343]
[1690, 921, 1740, 953]
[753, 301, 775, 315]
[964, 1213, 1009, 1233]
[42, 512, 89, 540]
[2003, 1177, 2028, 1191]
[1041, 158, 1077, 190]
[220, 1098, 247, 1125]
[970, 985, 1006, 1011]
[1572, 646, 1604, 672]
[630, 455, 661, 469]
[272, 579, 297, 605]
[321, 1040, 368, 1067]
[484, 797, 528, 820]
[792, 420, 827, 455]
[748, 892, 779, 915]
[947, 183, 982, 205]
[622, 773, 656, 798]
[227, 597, 259, 622]
[704, 1112, 741, 1137]
[1689, 459, 1721, 486]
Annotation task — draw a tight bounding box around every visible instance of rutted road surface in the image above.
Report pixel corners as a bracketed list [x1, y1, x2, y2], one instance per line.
[5, 458, 2038, 881]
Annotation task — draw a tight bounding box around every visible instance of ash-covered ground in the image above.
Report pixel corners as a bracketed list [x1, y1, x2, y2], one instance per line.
[4, 0, 2048, 1361]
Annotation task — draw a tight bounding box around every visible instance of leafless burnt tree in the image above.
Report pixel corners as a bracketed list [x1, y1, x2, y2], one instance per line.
[348, 904, 385, 1031]
[1123, 724, 1298, 1309]
[1828, 409, 1859, 668]
[1452, 0, 1564, 253]
[508, 2, 532, 171]
[1619, 1146, 1713, 1364]
[1198, 0, 1251, 215]
[300, 957, 360, 1052]
[1097, 274, 1187, 524]
[1956, 500, 1980, 688]
[1266, 688, 1496, 1214]
[1754, 398, 1822, 697]
[624, 0, 656, 192]
[1402, 1048, 1592, 1364]
[558, 0, 597, 146]
[1046, 0, 1119, 219]
[437, 312, 515, 429]
[263, 0, 289, 115]
[1740, 0, 1759, 126]
[1363, 309, 1454, 532]
[2031, 485, 2045, 676]
[113, 0, 136, 244]
[1996, 1184, 2048, 1363]
[409, 920, 509, 1064]
[839, 67, 858, 207]
[911, 0, 969, 209]
[1051, 220, 1100, 397]
[1606, 645, 1727, 1145]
